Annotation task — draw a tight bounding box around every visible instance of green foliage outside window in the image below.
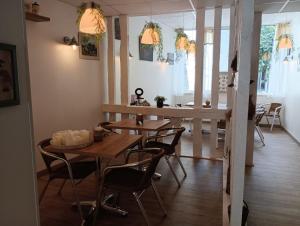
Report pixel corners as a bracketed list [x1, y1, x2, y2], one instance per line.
[258, 25, 276, 91]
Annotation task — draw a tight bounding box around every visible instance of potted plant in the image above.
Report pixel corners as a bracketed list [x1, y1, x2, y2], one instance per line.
[154, 96, 166, 108]
[140, 21, 164, 61]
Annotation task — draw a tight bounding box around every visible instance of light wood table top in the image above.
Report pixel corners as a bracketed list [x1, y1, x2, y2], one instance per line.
[45, 134, 143, 159]
[106, 119, 171, 131]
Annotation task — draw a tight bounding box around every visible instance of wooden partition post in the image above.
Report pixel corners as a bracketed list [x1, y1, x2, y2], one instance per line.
[193, 8, 205, 158]
[246, 12, 262, 166]
[227, 5, 236, 108]
[210, 6, 222, 155]
[99, 23, 107, 123]
[119, 15, 129, 121]
[230, 0, 254, 225]
[107, 16, 116, 121]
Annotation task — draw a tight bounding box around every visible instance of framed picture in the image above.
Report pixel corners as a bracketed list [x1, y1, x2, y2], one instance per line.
[0, 43, 19, 107]
[139, 36, 153, 62]
[78, 32, 99, 60]
[167, 53, 175, 65]
[114, 18, 121, 40]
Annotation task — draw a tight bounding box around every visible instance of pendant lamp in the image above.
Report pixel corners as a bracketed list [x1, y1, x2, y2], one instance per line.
[278, 35, 293, 49]
[141, 23, 160, 45]
[77, 2, 106, 37]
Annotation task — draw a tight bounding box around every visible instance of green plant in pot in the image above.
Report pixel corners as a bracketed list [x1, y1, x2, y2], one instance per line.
[154, 96, 166, 108]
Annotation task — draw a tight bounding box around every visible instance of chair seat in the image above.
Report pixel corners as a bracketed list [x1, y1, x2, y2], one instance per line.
[145, 141, 173, 155]
[51, 160, 97, 180]
[105, 168, 146, 192]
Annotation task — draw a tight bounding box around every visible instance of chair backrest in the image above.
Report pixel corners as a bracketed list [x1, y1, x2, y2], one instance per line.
[38, 138, 66, 175]
[268, 103, 282, 114]
[169, 127, 185, 148]
[255, 110, 265, 126]
[138, 148, 164, 190]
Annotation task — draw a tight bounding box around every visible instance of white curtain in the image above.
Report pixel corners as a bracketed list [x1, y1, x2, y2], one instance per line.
[173, 53, 188, 96]
[203, 44, 213, 100]
[268, 49, 289, 97]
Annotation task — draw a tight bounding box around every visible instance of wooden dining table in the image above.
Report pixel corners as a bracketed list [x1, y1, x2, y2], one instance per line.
[45, 133, 143, 225]
[106, 118, 171, 134]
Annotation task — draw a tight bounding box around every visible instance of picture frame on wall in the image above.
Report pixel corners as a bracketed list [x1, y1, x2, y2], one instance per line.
[78, 32, 99, 60]
[0, 43, 19, 108]
[139, 36, 153, 62]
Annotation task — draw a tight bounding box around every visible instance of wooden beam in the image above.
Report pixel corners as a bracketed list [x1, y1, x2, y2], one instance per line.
[107, 16, 116, 121]
[119, 15, 129, 122]
[246, 11, 262, 166]
[99, 25, 107, 123]
[210, 6, 222, 155]
[102, 104, 228, 120]
[193, 8, 205, 158]
[230, 0, 254, 225]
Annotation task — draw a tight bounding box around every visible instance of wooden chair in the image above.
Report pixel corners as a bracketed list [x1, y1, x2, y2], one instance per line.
[144, 127, 186, 187]
[38, 139, 98, 221]
[98, 148, 166, 226]
[265, 103, 282, 131]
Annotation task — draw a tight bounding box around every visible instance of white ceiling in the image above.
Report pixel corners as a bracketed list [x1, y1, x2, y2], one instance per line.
[58, 0, 233, 16]
[58, 0, 300, 15]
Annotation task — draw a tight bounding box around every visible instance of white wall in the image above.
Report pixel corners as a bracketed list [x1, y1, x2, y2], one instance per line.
[0, 1, 39, 225]
[114, 16, 177, 106]
[26, 0, 102, 171]
[282, 13, 300, 141]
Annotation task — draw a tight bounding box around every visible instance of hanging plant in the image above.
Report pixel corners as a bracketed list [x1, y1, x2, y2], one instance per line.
[175, 28, 190, 52]
[140, 21, 163, 61]
[76, 2, 106, 39]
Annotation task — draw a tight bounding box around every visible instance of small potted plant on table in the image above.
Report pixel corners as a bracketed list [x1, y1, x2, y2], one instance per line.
[154, 96, 166, 108]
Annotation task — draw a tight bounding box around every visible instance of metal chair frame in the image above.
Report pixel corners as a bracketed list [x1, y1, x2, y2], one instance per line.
[144, 127, 187, 187]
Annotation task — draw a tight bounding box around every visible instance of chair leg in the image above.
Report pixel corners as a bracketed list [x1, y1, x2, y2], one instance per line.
[39, 179, 50, 203]
[165, 156, 181, 187]
[57, 179, 67, 195]
[255, 126, 265, 146]
[278, 116, 282, 127]
[266, 116, 270, 125]
[133, 192, 151, 226]
[174, 155, 187, 177]
[151, 180, 167, 216]
[270, 115, 276, 131]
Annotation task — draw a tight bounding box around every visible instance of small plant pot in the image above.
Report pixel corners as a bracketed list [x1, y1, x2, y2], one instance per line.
[156, 100, 164, 108]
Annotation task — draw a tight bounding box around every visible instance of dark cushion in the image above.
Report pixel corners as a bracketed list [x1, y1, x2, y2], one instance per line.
[145, 141, 174, 155]
[51, 160, 97, 180]
[104, 168, 145, 192]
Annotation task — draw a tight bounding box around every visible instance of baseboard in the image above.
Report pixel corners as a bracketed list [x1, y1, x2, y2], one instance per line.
[36, 155, 89, 178]
[282, 127, 300, 145]
[259, 123, 282, 128]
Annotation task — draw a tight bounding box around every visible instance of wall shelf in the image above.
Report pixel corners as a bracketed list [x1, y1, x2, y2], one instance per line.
[25, 12, 50, 22]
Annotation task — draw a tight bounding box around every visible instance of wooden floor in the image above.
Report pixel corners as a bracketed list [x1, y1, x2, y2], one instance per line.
[38, 157, 223, 226]
[245, 127, 300, 226]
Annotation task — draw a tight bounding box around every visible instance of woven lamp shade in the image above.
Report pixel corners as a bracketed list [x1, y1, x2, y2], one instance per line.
[176, 37, 189, 50]
[188, 41, 196, 53]
[278, 37, 292, 49]
[79, 8, 106, 35]
[141, 28, 160, 45]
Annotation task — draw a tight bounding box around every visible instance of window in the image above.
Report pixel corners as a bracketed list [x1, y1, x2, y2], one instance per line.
[258, 25, 276, 93]
[184, 29, 229, 95]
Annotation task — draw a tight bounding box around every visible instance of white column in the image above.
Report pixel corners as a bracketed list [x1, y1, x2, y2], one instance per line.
[227, 5, 236, 108]
[99, 22, 107, 123]
[210, 6, 222, 155]
[107, 16, 116, 121]
[246, 11, 262, 166]
[230, 0, 254, 225]
[193, 8, 205, 158]
[119, 15, 129, 121]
